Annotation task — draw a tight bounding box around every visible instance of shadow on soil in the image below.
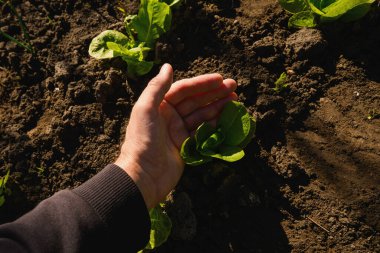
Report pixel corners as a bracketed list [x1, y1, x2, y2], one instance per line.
[157, 132, 311, 253]
[320, 10, 380, 83]
[288, 129, 380, 231]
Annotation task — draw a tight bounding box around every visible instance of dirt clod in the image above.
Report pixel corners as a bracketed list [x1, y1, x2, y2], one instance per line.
[0, 0, 379, 252]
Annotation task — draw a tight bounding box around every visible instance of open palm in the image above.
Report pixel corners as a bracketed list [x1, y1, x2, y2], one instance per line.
[115, 64, 237, 209]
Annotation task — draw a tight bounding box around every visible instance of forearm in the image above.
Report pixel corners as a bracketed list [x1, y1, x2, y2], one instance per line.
[0, 164, 151, 253]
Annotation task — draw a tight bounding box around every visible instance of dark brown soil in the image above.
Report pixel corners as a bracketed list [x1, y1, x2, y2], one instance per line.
[1, 0, 379, 252]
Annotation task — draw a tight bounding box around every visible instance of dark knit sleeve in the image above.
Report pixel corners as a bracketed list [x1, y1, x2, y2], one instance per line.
[0, 164, 151, 253]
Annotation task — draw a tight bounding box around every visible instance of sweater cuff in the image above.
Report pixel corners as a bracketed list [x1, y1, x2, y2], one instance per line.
[73, 164, 151, 251]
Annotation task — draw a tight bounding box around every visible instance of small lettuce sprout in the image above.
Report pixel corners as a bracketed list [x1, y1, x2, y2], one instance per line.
[273, 72, 289, 93]
[139, 203, 172, 252]
[279, 0, 376, 28]
[89, 0, 178, 76]
[181, 101, 256, 166]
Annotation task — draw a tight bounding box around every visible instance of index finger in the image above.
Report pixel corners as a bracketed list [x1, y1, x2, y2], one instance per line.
[164, 73, 223, 105]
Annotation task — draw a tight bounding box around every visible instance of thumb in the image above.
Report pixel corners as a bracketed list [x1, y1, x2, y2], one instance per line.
[138, 63, 173, 108]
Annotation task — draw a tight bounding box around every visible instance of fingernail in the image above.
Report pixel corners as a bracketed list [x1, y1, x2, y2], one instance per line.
[160, 63, 170, 74]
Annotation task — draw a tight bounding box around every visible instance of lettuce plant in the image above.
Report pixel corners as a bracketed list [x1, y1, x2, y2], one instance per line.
[89, 0, 179, 76]
[181, 101, 256, 166]
[139, 203, 172, 252]
[279, 0, 376, 28]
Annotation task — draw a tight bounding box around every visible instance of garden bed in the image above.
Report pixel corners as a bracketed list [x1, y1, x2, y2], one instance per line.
[0, 0, 379, 252]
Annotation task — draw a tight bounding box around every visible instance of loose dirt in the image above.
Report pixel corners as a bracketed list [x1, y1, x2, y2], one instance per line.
[1, 0, 379, 252]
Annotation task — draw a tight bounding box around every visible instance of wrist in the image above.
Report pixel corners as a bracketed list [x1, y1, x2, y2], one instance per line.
[114, 156, 156, 210]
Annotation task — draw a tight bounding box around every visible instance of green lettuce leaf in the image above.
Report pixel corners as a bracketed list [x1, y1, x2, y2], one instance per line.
[217, 101, 252, 146]
[278, 0, 310, 14]
[210, 146, 245, 162]
[180, 101, 256, 165]
[144, 204, 172, 250]
[106, 42, 139, 58]
[194, 122, 215, 149]
[307, 0, 335, 10]
[289, 10, 317, 28]
[89, 30, 131, 59]
[124, 58, 154, 76]
[129, 0, 172, 47]
[103, 41, 154, 76]
[318, 0, 375, 21]
[320, 0, 336, 8]
[199, 131, 225, 156]
[320, 0, 376, 23]
[239, 118, 256, 149]
[281, 0, 375, 28]
[339, 3, 373, 22]
[180, 136, 212, 166]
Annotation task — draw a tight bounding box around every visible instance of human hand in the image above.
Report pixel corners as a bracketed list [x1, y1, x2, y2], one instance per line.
[115, 64, 237, 209]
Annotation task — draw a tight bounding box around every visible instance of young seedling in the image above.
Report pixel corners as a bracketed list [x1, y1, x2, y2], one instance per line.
[139, 203, 172, 252]
[273, 72, 289, 93]
[29, 166, 45, 177]
[0, 0, 34, 53]
[0, 170, 10, 207]
[181, 101, 256, 166]
[278, 0, 376, 28]
[89, 0, 180, 76]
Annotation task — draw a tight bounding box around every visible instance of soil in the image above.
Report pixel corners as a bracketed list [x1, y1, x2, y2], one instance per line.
[0, 0, 379, 252]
